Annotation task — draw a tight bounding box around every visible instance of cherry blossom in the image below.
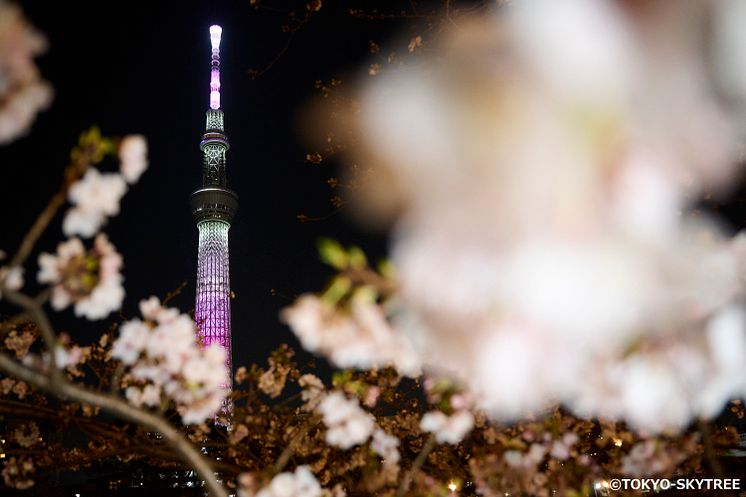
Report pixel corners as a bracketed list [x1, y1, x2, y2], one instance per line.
[0, 263, 23, 300]
[281, 294, 420, 376]
[317, 391, 375, 450]
[504, 444, 548, 470]
[298, 373, 325, 411]
[0, 1, 52, 145]
[308, 0, 746, 433]
[420, 410, 474, 444]
[63, 169, 127, 238]
[12, 422, 40, 449]
[371, 428, 400, 465]
[37, 234, 124, 320]
[54, 344, 83, 370]
[254, 466, 322, 497]
[119, 134, 149, 184]
[111, 296, 229, 424]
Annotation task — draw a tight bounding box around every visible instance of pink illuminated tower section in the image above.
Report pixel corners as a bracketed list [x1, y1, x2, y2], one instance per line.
[190, 25, 238, 385]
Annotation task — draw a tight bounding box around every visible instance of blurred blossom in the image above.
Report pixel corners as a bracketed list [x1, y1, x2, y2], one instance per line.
[1, 456, 35, 490]
[54, 344, 83, 370]
[292, 0, 746, 432]
[254, 466, 322, 497]
[0, 0, 52, 145]
[550, 433, 579, 461]
[63, 169, 128, 238]
[0, 263, 23, 300]
[281, 294, 421, 375]
[118, 134, 149, 184]
[298, 373, 325, 411]
[504, 444, 548, 470]
[317, 391, 375, 450]
[37, 234, 124, 320]
[3, 330, 35, 359]
[111, 296, 229, 424]
[620, 438, 693, 477]
[371, 428, 400, 465]
[12, 422, 39, 448]
[420, 410, 474, 444]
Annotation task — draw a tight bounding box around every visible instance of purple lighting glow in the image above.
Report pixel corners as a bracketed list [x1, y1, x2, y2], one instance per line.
[209, 25, 222, 109]
[193, 24, 236, 407]
[195, 220, 232, 372]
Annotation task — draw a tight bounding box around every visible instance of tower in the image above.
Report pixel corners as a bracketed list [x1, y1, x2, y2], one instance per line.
[190, 25, 238, 382]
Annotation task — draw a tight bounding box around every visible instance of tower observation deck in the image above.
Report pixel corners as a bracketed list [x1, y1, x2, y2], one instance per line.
[190, 25, 237, 384]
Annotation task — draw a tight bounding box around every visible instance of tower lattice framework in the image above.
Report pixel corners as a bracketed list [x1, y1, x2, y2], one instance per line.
[190, 25, 238, 382]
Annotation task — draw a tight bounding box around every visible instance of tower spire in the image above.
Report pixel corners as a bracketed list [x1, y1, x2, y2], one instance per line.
[191, 25, 238, 398]
[209, 25, 221, 110]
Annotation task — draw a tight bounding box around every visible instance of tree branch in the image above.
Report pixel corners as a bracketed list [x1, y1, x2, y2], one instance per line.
[0, 351, 228, 497]
[397, 434, 436, 497]
[273, 414, 317, 475]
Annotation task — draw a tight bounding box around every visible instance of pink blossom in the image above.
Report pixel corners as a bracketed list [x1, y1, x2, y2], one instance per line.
[420, 410, 474, 444]
[61, 208, 104, 239]
[118, 134, 148, 184]
[255, 466, 322, 497]
[111, 320, 149, 365]
[334, 0, 746, 434]
[504, 444, 547, 470]
[0, 1, 52, 145]
[281, 295, 421, 376]
[0, 264, 23, 299]
[54, 345, 82, 369]
[112, 297, 229, 424]
[36, 234, 124, 320]
[63, 169, 127, 237]
[318, 391, 375, 450]
[371, 428, 400, 465]
[298, 373, 325, 411]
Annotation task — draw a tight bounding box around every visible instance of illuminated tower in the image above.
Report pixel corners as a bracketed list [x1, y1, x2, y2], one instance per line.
[190, 25, 237, 381]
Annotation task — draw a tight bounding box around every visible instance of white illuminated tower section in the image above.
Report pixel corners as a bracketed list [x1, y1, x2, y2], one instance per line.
[190, 25, 238, 385]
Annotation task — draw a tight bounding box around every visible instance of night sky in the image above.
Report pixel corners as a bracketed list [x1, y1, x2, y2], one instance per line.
[0, 0, 400, 368]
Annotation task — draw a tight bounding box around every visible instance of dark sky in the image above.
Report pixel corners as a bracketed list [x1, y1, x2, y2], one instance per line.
[1, 0, 400, 368]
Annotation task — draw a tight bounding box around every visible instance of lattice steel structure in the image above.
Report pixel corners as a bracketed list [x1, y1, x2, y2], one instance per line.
[190, 25, 238, 383]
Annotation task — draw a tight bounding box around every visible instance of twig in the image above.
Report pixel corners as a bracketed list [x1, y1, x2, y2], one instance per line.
[0, 311, 35, 337]
[698, 419, 723, 478]
[273, 415, 317, 475]
[0, 351, 228, 497]
[343, 267, 398, 297]
[249, 16, 310, 79]
[9, 132, 102, 269]
[9, 189, 67, 269]
[397, 434, 436, 497]
[162, 281, 188, 306]
[3, 289, 62, 378]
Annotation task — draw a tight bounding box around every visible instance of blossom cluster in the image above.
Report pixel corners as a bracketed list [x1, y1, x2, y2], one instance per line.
[0, 0, 52, 145]
[420, 410, 474, 445]
[63, 134, 148, 237]
[251, 466, 323, 497]
[288, 0, 746, 433]
[318, 391, 376, 450]
[281, 294, 420, 376]
[37, 234, 124, 320]
[111, 296, 229, 424]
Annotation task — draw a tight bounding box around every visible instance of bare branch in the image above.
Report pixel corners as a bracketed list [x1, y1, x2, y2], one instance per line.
[0, 351, 229, 497]
[397, 434, 436, 497]
[273, 414, 317, 475]
[8, 189, 67, 269]
[2, 289, 62, 378]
